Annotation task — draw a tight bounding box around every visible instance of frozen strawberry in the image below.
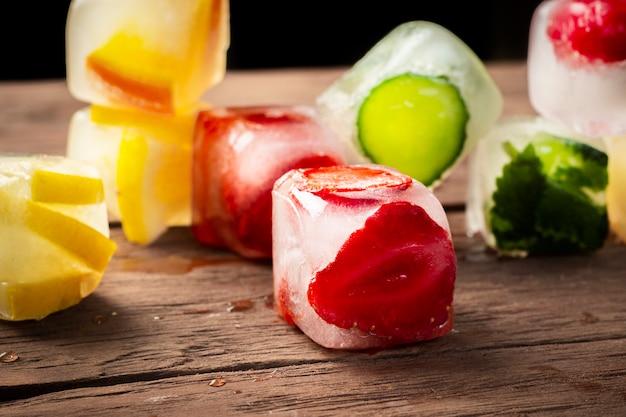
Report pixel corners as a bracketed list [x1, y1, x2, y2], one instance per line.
[528, 0, 626, 137]
[192, 105, 346, 258]
[547, 0, 626, 65]
[272, 165, 456, 350]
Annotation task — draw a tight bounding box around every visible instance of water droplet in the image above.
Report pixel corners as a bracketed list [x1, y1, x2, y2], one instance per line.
[581, 312, 599, 323]
[254, 369, 279, 381]
[209, 378, 227, 387]
[92, 315, 108, 324]
[227, 299, 253, 312]
[0, 351, 19, 363]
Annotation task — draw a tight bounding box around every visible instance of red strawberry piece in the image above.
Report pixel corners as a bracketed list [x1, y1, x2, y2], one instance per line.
[233, 154, 341, 256]
[548, 0, 626, 64]
[307, 201, 456, 343]
[192, 105, 345, 258]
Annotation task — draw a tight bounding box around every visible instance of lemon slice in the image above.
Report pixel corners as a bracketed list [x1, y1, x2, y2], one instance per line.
[116, 129, 192, 245]
[31, 170, 104, 205]
[90, 103, 198, 143]
[25, 199, 116, 272]
[67, 104, 197, 245]
[0, 154, 116, 321]
[605, 136, 626, 242]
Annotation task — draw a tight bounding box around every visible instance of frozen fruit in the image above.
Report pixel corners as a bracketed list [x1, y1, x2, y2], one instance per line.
[466, 116, 609, 257]
[528, 0, 626, 137]
[357, 73, 469, 186]
[66, 0, 229, 113]
[273, 164, 456, 350]
[604, 136, 626, 242]
[67, 104, 201, 245]
[0, 154, 116, 321]
[192, 105, 346, 258]
[317, 20, 502, 188]
[547, 0, 626, 65]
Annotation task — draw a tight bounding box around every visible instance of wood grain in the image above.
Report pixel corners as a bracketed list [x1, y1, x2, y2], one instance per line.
[1, 62, 625, 417]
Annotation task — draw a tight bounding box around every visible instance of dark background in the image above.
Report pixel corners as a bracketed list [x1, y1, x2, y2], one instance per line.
[0, 1, 542, 81]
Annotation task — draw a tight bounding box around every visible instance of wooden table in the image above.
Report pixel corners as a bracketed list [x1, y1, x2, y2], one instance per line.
[1, 62, 625, 416]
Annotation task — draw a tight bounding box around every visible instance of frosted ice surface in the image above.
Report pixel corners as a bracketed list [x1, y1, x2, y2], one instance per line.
[192, 105, 346, 258]
[466, 116, 606, 253]
[67, 107, 122, 221]
[528, 0, 626, 137]
[272, 165, 452, 349]
[66, 0, 229, 113]
[67, 105, 197, 226]
[316, 20, 502, 188]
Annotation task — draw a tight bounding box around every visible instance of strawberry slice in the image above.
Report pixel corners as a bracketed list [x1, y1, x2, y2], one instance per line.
[232, 155, 340, 256]
[548, 0, 626, 64]
[192, 106, 346, 258]
[307, 201, 456, 343]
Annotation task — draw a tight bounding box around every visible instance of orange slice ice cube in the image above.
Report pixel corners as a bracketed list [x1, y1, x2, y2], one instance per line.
[66, 0, 229, 113]
[86, 33, 175, 114]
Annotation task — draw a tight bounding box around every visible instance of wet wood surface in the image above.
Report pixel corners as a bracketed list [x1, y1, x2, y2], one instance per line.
[1, 62, 625, 416]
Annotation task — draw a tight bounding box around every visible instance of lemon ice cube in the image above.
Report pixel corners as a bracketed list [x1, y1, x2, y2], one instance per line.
[67, 104, 201, 245]
[0, 154, 116, 321]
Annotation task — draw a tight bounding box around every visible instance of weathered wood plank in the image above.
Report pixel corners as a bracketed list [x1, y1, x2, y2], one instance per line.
[2, 213, 625, 403]
[3, 339, 625, 416]
[2, 63, 625, 416]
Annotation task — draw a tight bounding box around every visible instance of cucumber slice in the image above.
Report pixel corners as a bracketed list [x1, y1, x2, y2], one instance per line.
[357, 73, 469, 186]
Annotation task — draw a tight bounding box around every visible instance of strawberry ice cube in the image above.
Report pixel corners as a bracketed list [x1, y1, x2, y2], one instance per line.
[192, 105, 346, 259]
[528, 0, 626, 137]
[272, 165, 456, 350]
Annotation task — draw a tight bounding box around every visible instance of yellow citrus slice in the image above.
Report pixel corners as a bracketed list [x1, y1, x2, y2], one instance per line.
[82, 0, 229, 114]
[90, 103, 199, 143]
[87, 32, 175, 114]
[1, 271, 101, 322]
[31, 170, 104, 205]
[116, 131, 151, 243]
[0, 155, 116, 321]
[116, 129, 192, 245]
[605, 135, 626, 242]
[67, 104, 197, 245]
[25, 199, 116, 272]
[0, 196, 117, 321]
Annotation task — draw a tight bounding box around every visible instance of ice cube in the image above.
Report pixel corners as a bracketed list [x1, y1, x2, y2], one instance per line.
[66, 0, 229, 114]
[316, 20, 502, 189]
[191, 105, 346, 259]
[67, 104, 201, 245]
[604, 135, 626, 242]
[466, 116, 609, 257]
[527, 0, 626, 137]
[0, 154, 116, 321]
[272, 164, 456, 350]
